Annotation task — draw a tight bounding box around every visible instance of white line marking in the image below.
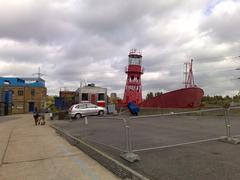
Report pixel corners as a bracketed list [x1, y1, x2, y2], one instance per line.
[132, 134, 240, 152]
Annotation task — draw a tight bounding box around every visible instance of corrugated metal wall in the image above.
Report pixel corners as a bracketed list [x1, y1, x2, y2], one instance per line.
[0, 87, 13, 116]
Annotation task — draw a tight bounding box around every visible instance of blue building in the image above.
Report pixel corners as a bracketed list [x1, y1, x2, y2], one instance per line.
[0, 77, 46, 115]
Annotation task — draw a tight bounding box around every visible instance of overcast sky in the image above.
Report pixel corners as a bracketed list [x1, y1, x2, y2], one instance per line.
[0, 0, 240, 98]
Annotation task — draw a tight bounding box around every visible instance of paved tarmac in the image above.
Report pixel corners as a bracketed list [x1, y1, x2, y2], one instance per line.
[53, 114, 240, 180]
[53, 115, 240, 151]
[0, 114, 119, 180]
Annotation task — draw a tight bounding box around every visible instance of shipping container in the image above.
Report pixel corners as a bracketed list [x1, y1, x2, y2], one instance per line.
[0, 88, 12, 104]
[54, 97, 65, 110]
[4, 91, 12, 103]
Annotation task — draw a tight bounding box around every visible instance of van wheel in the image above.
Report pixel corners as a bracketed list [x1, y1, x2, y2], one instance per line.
[75, 113, 82, 119]
[98, 111, 104, 116]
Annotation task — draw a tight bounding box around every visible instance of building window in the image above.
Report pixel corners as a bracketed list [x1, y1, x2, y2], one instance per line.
[31, 89, 35, 96]
[18, 90, 24, 96]
[82, 93, 88, 101]
[98, 93, 105, 101]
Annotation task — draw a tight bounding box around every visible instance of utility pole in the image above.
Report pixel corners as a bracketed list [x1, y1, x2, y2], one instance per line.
[32, 67, 45, 111]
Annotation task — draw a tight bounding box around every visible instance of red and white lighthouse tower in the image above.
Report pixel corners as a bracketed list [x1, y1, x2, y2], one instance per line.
[123, 49, 144, 105]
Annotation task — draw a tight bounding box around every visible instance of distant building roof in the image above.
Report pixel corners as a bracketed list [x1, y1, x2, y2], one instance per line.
[75, 84, 107, 94]
[76, 86, 107, 91]
[0, 77, 45, 87]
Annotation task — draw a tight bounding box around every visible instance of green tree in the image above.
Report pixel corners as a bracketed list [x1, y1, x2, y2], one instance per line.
[146, 92, 154, 100]
[154, 92, 163, 97]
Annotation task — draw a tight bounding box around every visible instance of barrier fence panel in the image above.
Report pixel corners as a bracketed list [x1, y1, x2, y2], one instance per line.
[127, 107, 240, 153]
[68, 116, 127, 152]
[52, 107, 240, 163]
[227, 106, 240, 139]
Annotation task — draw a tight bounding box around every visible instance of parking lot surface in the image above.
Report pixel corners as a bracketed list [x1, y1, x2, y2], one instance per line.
[53, 113, 240, 180]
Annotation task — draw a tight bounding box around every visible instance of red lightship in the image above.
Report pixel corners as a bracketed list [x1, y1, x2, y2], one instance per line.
[141, 59, 204, 108]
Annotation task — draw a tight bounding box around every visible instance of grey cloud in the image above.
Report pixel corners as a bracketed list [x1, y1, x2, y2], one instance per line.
[0, 1, 77, 43]
[200, 1, 240, 43]
[0, 40, 55, 62]
[0, 0, 239, 97]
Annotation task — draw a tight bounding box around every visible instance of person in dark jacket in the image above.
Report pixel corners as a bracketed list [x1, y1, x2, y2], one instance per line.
[33, 108, 39, 126]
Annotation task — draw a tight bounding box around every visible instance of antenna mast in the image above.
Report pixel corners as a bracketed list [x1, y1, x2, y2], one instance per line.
[33, 67, 44, 79]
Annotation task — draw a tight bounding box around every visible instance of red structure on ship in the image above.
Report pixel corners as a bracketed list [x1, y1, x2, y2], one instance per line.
[123, 49, 144, 105]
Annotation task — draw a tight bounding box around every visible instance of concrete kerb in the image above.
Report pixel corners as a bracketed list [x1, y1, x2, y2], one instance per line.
[50, 124, 149, 180]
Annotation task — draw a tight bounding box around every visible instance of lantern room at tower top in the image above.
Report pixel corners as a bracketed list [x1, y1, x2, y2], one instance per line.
[123, 49, 144, 105]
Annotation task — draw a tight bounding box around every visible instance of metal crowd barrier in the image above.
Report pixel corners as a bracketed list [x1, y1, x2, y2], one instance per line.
[67, 106, 240, 163]
[120, 106, 240, 163]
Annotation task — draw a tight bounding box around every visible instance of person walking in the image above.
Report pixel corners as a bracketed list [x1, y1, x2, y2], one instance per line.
[33, 108, 39, 126]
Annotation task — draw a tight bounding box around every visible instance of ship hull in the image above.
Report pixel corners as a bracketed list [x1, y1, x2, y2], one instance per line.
[141, 87, 204, 108]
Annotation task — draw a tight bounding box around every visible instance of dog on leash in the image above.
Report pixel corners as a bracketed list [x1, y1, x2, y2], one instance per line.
[37, 116, 46, 126]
